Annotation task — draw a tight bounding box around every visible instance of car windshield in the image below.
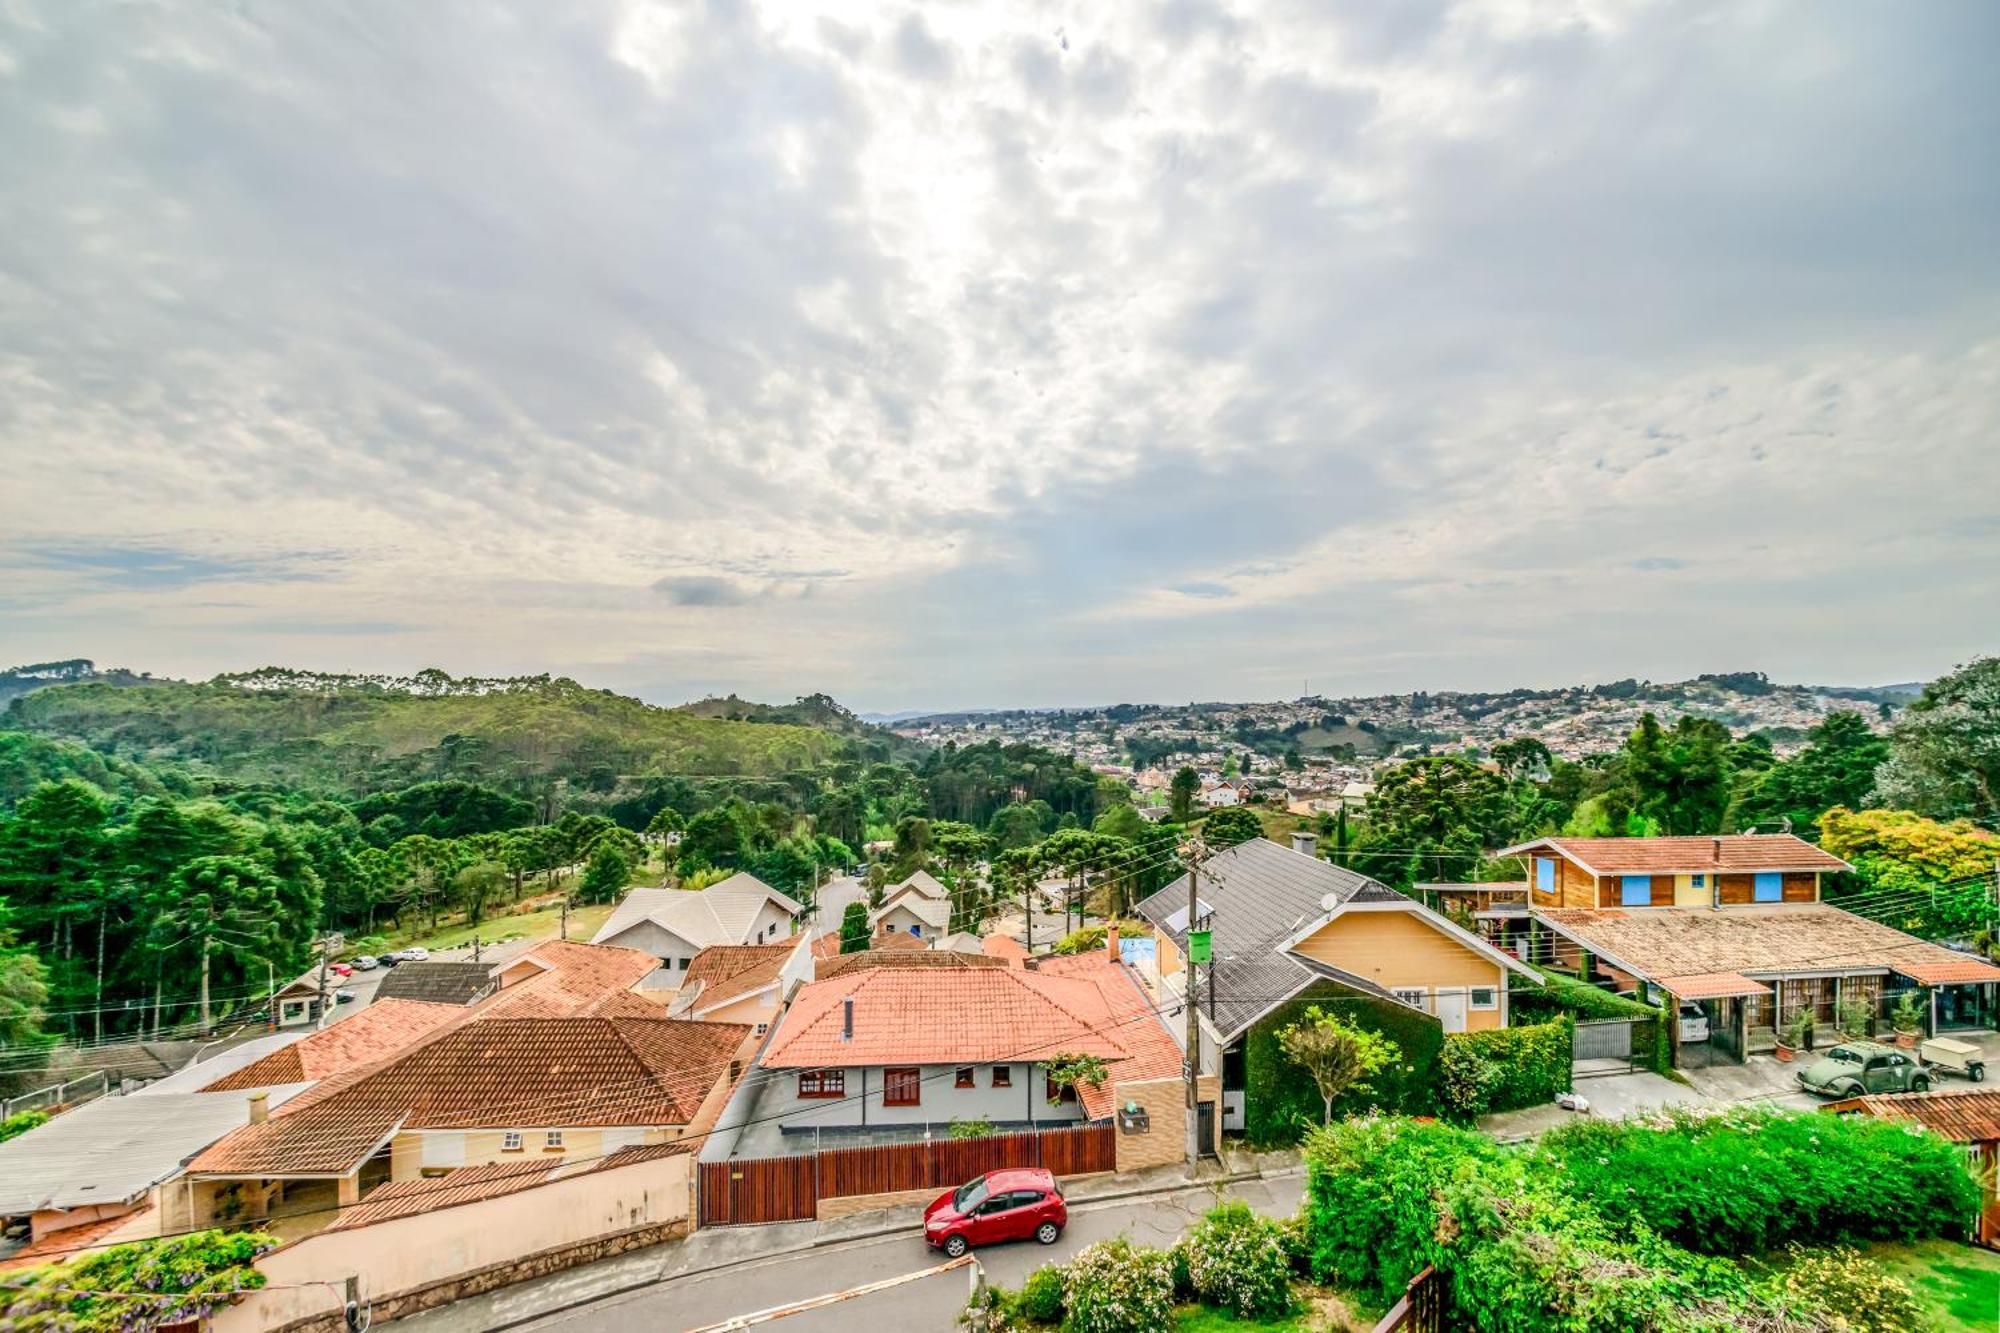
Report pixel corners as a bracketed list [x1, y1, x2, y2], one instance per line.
[1826, 1048, 1863, 1064]
[953, 1179, 990, 1213]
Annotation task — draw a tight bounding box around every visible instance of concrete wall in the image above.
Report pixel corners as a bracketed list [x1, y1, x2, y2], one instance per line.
[389, 1127, 670, 1181]
[600, 919, 703, 970]
[772, 1062, 1084, 1133]
[210, 1150, 692, 1333]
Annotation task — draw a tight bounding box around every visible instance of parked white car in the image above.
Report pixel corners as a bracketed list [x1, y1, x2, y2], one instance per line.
[1678, 1002, 1710, 1043]
[402, 947, 430, 961]
[351, 955, 379, 971]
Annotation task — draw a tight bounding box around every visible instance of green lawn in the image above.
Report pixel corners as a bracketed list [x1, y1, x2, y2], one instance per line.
[1174, 1307, 1315, 1332]
[1173, 1285, 1374, 1332]
[364, 898, 617, 955]
[1862, 1240, 2000, 1333]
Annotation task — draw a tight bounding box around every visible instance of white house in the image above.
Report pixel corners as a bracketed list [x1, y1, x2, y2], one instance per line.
[868, 872, 953, 941]
[1200, 783, 1243, 808]
[591, 873, 803, 978]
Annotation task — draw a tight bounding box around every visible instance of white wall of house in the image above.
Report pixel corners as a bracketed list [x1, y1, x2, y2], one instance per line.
[601, 919, 704, 972]
[746, 899, 795, 945]
[871, 904, 940, 940]
[770, 1062, 1086, 1133]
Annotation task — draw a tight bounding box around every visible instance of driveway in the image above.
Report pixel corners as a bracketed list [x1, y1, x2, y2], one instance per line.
[399, 1173, 1305, 1333]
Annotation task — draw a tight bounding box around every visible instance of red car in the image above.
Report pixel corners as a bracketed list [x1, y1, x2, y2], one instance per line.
[922, 1167, 1067, 1258]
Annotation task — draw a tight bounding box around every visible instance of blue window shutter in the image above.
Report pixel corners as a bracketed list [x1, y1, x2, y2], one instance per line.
[1754, 872, 1782, 902]
[1692, 874, 1705, 889]
[1537, 858, 1556, 893]
[1621, 875, 1652, 906]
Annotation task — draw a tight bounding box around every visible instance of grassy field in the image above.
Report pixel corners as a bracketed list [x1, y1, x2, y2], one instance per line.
[1863, 1239, 2000, 1332]
[366, 897, 619, 954]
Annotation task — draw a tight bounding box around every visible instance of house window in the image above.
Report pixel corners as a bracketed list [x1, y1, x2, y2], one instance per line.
[754, 1022, 769, 1036]
[1470, 987, 1498, 1010]
[1691, 874, 1706, 889]
[502, 1131, 523, 1152]
[544, 1130, 564, 1149]
[955, 1067, 976, 1088]
[1535, 858, 1557, 895]
[1045, 1074, 1079, 1104]
[884, 1067, 922, 1106]
[1621, 875, 1652, 906]
[1754, 872, 1783, 902]
[798, 1069, 845, 1099]
[1391, 987, 1429, 1012]
[991, 1066, 1012, 1088]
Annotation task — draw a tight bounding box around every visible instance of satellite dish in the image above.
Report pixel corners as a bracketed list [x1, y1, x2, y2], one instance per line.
[1320, 892, 1346, 913]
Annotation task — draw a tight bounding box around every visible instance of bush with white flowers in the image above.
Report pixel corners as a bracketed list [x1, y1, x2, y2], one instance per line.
[1060, 1237, 1176, 1333]
[1181, 1200, 1294, 1318]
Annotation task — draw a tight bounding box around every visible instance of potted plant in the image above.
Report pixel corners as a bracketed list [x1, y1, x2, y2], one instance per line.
[1839, 994, 1874, 1041]
[1775, 1009, 1810, 1063]
[1892, 991, 1924, 1049]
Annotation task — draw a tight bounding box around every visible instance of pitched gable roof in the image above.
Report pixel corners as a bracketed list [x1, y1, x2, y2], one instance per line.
[475, 939, 660, 1018]
[680, 943, 795, 1014]
[373, 962, 498, 1007]
[871, 892, 950, 931]
[201, 999, 464, 1092]
[1497, 834, 1849, 875]
[886, 870, 948, 901]
[815, 947, 1008, 981]
[189, 1016, 748, 1178]
[1827, 1087, 2000, 1142]
[1134, 837, 1406, 1041]
[590, 874, 803, 951]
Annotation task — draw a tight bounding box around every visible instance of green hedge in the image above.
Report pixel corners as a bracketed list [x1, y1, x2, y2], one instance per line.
[1510, 969, 1670, 1074]
[1442, 1018, 1572, 1115]
[1241, 983, 1443, 1146]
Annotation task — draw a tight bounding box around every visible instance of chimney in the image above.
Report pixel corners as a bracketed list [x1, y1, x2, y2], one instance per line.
[1292, 832, 1319, 859]
[247, 1091, 269, 1125]
[1105, 923, 1121, 961]
[841, 996, 854, 1042]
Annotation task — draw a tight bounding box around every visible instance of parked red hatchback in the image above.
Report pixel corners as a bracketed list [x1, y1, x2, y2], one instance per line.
[922, 1167, 1066, 1258]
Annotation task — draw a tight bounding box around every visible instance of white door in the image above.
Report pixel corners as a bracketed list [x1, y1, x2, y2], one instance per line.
[1435, 989, 1469, 1033]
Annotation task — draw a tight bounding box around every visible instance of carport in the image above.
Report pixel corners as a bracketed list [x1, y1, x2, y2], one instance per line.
[1658, 971, 1771, 1068]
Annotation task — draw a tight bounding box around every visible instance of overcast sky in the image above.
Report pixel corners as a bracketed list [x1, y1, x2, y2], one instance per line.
[2, 1, 1996, 712]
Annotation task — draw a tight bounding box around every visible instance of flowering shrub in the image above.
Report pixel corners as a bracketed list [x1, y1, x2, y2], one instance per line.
[1060, 1237, 1176, 1333]
[1762, 1245, 1930, 1333]
[1014, 1263, 1065, 1324]
[0, 1229, 276, 1332]
[1182, 1200, 1294, 1318]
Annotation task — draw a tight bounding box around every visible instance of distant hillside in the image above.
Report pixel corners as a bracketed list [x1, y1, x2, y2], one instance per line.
[0, 657, 161, 708]
[4, 667, 868, 798]
[678, 691, 925, 758]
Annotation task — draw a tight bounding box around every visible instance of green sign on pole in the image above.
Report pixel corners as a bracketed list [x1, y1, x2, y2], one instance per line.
[1188, 929, 1212, 964]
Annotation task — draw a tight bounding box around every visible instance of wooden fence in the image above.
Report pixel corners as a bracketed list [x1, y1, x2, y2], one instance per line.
[1372, 1266, 1448, 1333]
[699, 1124, 1116, 1227]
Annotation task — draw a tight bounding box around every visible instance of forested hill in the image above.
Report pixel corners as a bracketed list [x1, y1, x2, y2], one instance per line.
[3, 668, 876, 800]
[0, 657, 159, 708]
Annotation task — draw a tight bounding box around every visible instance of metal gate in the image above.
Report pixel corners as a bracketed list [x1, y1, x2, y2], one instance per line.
[1573, 1019, 1636, 1074]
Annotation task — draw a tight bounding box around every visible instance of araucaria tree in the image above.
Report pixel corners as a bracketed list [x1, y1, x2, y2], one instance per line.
[1277, 1004, 1398, 1124]
[839, 900, 871, 954]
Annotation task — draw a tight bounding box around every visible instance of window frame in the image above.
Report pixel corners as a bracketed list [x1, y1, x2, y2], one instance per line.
[1469, 986, 1499, 1011]
[798, 1069, 845, 1099]
[543, 1130, 564, 1149]
[1535, 857, 1557, 895]
[991, 1066, 1012, 1088]
[1391, 987, 1430, 1012]
[1045, 1074, 1079, 1105]
[501, 1131, 523, 1152]
[883, 1067, 922, 1107]
[954, 1066, 976, 1089]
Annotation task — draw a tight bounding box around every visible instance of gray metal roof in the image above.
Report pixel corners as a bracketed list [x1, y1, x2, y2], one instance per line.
[1135, 837, 1407, 1042]
[374, 961, 498, 1006]
[0, 1085, 309, 1214]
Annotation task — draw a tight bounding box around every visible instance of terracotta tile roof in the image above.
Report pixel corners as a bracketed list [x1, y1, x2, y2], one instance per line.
[1894, 957, 2000, 985]
[474, 940, 661, 1019]
[683, 943, 794, 1012]
[982, 935, 1030, 963]
[1536, 905, 2000, 984]
[1654, 971, 1772, 1000]
[201, 1000, 464, 1092]
[0, 1208, 146, 1272]
[326, 1142, 691, 1230]
[1825, 1087, 2000, 1142]
[814, 948, 1008, 981]
[1502, 834, 1849, 875]
[763, 954, 1181, 1119]
[189, 1016, 747, 1178]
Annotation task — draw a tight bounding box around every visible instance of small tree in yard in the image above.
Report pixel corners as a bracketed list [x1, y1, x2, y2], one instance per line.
[1042, 1052, 1109, 1106]
[839, 900, 871, 954]
[579, 843, 630, 904]
[1277, 1005, 1398, 1124]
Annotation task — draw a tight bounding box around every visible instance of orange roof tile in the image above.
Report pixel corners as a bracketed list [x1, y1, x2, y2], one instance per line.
[1826, 1087, 2000, 1142]
[201, 999, 464, 1092]
[814, 949, 1008, 981]
[683, 943, 794, 1012]
[1507, 834, 1849, 874]
[1654, 971, 1772, 1000]
[474, 940, 661, 1019]
[1893, 957, 2000, 985]
[764, 954, 1180, 1119]
[190, 1017, 747, 1178]
[1537, 904, 1987, 983]
[982, 935, 1030, 962]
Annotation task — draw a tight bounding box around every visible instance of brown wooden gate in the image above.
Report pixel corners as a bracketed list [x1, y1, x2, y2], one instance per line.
[698, 1154, 818, 1226]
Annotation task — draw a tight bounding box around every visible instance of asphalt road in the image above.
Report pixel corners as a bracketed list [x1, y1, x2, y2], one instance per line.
[519, 1174, 1305, 1333]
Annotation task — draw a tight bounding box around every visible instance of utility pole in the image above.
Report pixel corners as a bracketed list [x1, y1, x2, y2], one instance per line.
[472, 934, 482, 964]
[560, 897, 570, 942]
[315, 935, 333, 1030]
[1183, 840, 1205, 1166]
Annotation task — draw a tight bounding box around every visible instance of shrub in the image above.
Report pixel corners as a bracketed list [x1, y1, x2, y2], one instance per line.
[1243, 983, 1444, 1144]
[1182, 1200, 1294, 1318]
[1441, 1019, 1571, 1117]
[1761, 1245, 1934, 1333]
[1510, 970, 1669, 1074]
[1531, 1107, 1983, 1255]
[1015, 1263, 1066, 1324]
[0, 1109, 50, 1143]
[1061, 1238, 1176, 1333]
[948, 1116, 994, 1140]
[0, 1230, 277, 1332]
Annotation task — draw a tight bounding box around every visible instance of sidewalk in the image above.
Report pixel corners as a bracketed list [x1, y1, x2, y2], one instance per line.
[399, 1151, 1303, 1332]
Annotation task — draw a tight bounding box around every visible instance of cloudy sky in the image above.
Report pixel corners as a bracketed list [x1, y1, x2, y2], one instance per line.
[2, 1, 1995, 712]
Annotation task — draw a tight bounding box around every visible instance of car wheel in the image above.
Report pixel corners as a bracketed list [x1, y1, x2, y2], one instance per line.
[1036, 1222, 1061, 1245]
[1972, 1064, 1987, 1084]
[1911, 1076, 1930, 1093]
[943, 1234, 968, 1258]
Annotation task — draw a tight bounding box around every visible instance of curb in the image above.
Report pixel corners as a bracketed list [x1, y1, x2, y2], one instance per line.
[476, 1165, 1301, 1331]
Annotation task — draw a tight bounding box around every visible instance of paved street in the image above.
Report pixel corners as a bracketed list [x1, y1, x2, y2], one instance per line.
[401, 1173, 1303, 1333]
